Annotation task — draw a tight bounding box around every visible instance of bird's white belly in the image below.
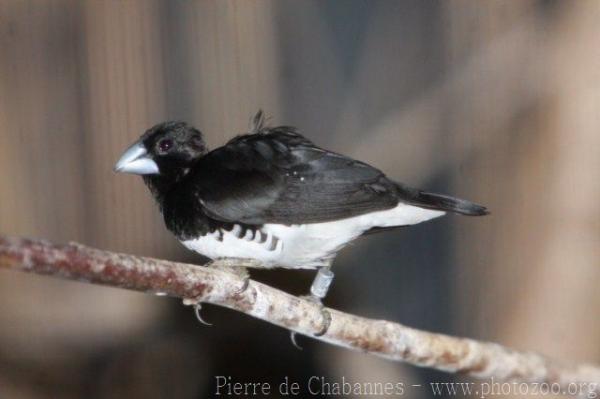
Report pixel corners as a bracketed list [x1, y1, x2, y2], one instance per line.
[181, 203, 444, 269]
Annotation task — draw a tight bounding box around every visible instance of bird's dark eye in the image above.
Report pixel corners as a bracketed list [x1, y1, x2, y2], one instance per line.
[158, 139, 173, 153]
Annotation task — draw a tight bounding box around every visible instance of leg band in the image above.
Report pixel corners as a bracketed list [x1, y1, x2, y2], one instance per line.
[310, 267, 334, 299]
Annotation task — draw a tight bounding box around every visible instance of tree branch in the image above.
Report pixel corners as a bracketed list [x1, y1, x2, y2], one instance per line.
[0, 234, 598, 393]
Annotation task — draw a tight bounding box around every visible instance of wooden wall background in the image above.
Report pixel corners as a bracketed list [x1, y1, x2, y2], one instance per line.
[0, 1, 598, 398]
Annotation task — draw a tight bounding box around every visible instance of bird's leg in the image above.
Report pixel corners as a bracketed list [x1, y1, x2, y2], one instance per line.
[207, 258, 253, 293]
[309, 265, 335, 304]
[307, 265, 334, 336]
[290, 261, 335, 348]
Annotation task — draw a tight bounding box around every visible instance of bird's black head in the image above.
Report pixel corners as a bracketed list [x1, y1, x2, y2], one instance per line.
[114, 121, 208, 198]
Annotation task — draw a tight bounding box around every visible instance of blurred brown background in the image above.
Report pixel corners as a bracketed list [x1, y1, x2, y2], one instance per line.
[0, 1, 599, 398]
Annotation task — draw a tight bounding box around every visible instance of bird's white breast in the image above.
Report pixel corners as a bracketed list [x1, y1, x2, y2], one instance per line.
[181, 203, 444, 269]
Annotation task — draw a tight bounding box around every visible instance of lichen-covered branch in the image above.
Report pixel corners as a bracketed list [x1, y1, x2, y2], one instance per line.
[0, 234, 598, 393]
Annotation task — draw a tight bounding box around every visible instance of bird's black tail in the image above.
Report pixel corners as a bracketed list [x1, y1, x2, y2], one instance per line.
[395, 184, 489, 216]
[412, 191, 489, 216]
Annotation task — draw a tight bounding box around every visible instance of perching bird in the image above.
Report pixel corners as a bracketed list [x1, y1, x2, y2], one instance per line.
[115, 111, 488, 336]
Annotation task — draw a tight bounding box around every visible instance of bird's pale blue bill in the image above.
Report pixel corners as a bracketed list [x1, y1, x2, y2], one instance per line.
[114, 142, 159, 175]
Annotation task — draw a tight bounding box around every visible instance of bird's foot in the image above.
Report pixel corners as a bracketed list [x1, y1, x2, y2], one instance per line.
[188, 260, 256, 327]
[207, 260, 250, 294]
[289, 294, 332, 349]
[302, 294, 332, 337]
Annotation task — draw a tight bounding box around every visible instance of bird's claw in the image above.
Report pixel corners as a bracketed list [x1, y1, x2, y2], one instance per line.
[208, 262, 250, 294]
[314, 307, 332, 337]
[304, 295, 331, 337]
[290, 331, 303, 350]
[194, 303, 213, 326]
[235, 274, 250, 294]
[288, 295, 332, 348]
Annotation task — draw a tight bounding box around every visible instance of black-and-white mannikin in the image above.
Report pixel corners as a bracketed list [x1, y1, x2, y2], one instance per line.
[115, 111, 488, 337]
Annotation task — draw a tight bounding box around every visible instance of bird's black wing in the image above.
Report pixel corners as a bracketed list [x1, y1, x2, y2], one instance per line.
[185, 127, 400, 225]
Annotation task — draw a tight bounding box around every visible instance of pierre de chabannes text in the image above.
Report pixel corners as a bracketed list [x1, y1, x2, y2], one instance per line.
[214, 376, 598, 398]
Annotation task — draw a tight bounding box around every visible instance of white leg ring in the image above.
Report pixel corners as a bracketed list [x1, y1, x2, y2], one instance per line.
[310, 267, 334, 300]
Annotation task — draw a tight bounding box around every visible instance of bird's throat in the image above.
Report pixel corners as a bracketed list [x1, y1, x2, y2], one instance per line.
[143, 173, 182, 205]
